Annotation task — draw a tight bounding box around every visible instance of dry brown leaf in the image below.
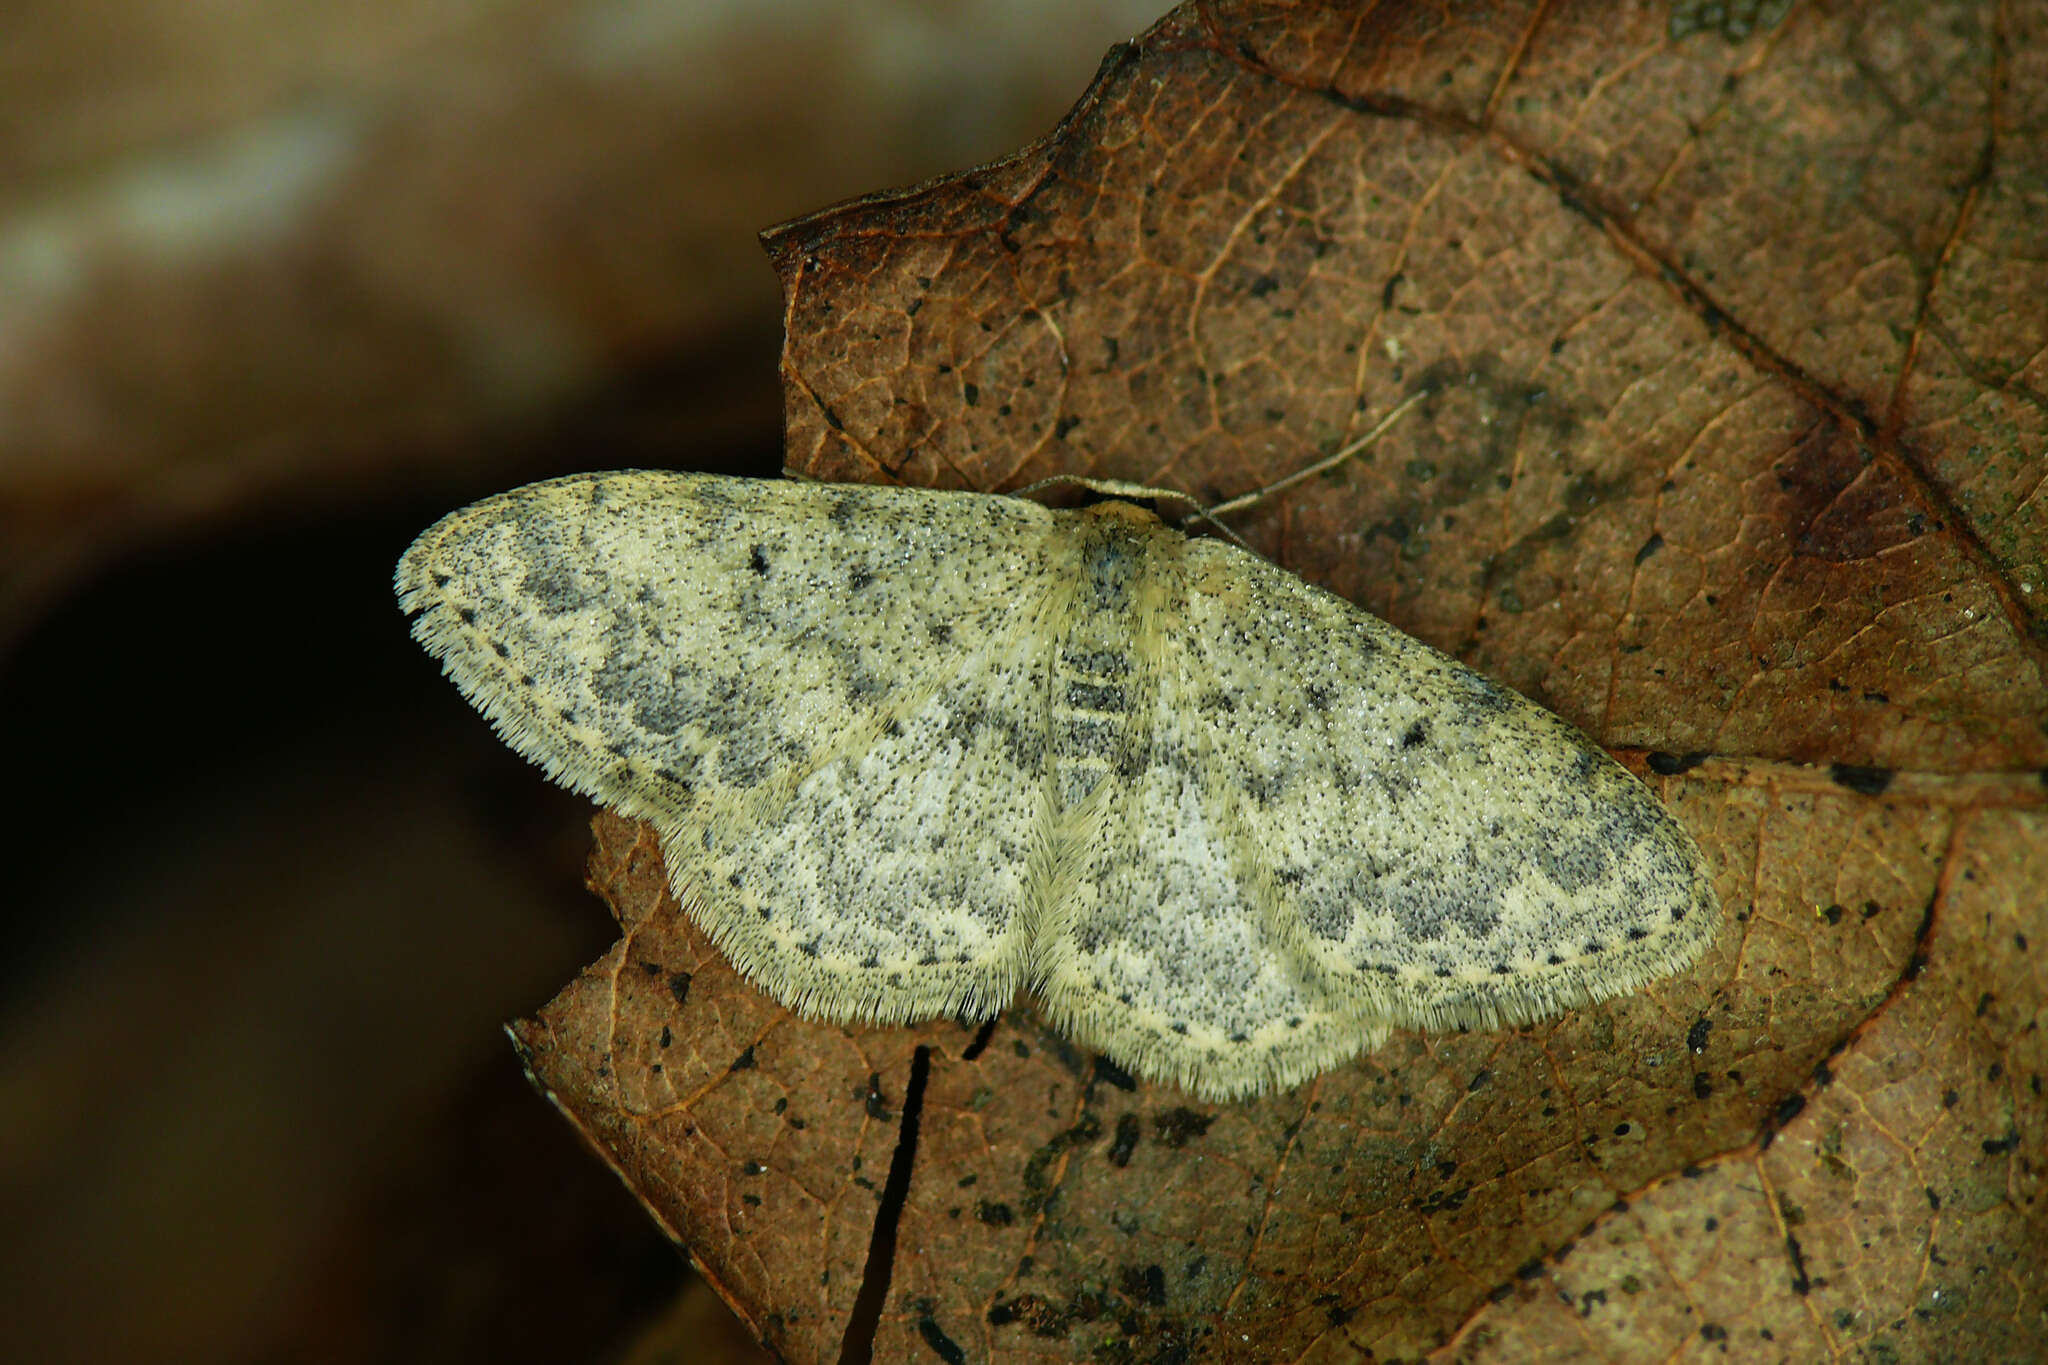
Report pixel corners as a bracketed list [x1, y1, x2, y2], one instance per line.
[511, 4, 2047, 1361]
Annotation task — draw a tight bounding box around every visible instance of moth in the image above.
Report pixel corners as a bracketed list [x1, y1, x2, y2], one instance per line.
[399, 446, 1717, 1100]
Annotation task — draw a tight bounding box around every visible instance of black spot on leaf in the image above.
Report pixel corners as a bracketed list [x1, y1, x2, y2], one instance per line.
[1829, 763, 1894, 796]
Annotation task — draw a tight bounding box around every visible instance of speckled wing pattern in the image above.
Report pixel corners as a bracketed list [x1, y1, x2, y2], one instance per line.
[1027, 513, 1718, 1097]
[1196, 548, 1722, 1033]
[399, 472, 1719, 1100]
[398, 472, 1074, 1024]
[1088, 538, 1718, 1095]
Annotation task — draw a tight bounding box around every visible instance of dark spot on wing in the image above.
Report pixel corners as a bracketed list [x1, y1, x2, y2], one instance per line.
[945, 704, 1044, 771]
[717, 743, 775, 788]
[633, 694, 691, 735]
[1303, 895, 1355, 942]
[1536, 834, 1614, 893]
[1389, 861, 1500, 942]
[1456, 671, 1516, 717]
[749, 543, 770, 575]
[1401, 719, 1429, 749]
[520, 564, 591, 615]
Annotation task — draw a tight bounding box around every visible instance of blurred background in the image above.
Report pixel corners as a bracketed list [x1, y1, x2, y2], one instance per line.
[0, 3, 1164, 1360]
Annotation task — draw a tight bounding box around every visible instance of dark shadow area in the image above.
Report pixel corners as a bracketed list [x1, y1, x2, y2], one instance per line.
[837, 1044, 934, 1365]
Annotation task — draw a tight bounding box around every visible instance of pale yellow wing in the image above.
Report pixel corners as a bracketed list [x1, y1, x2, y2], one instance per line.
[398, 472, 1076, 1023]
[1033, 733, 1393, 1099]
[1033, 520, 1717, 1100]
[1169, 537, 1719, 1037]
